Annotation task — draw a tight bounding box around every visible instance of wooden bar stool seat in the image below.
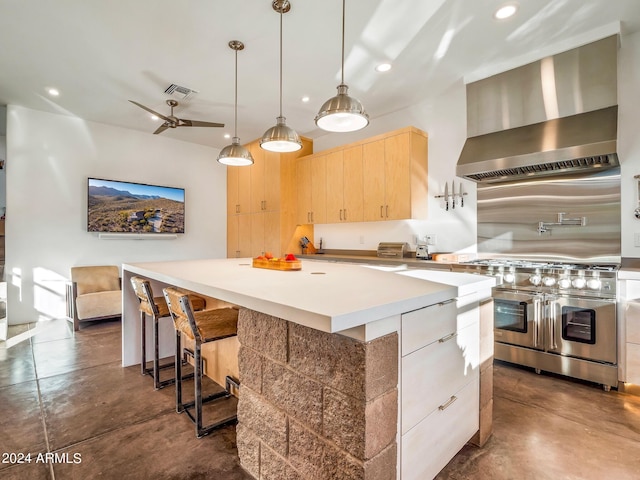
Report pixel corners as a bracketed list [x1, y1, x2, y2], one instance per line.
[130, 276, 205, 389]
[163, 286, 240, 438]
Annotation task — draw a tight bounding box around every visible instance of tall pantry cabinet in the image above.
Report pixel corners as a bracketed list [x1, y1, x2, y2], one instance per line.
[226, 137, 313, 258]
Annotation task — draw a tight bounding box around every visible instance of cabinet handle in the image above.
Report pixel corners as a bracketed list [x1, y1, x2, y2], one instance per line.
[386, 205, 389, 218]
[339, 209, 343, 221]
[438, 395, 457, 411]
[311, 211, 314, 223]
[438, 332, 456, 343]
[308, 212, 311, 222]
[236, 204, 240, 214]
[380, 206, 384, 218]
[236, 250, 240, 258]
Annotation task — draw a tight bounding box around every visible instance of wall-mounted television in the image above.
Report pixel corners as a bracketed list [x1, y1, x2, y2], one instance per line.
[87, 178, 185, 234]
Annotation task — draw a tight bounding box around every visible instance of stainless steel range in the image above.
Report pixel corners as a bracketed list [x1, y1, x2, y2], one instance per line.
[454, 259, 619, 390]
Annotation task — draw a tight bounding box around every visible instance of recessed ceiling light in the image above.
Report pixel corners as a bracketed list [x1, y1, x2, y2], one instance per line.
[301, 96, 310, 103]
[224, 133, 231, 139]
[494, 4, 518, 20]
[47, 88, 60, 96]
[150, 115, 159, 121]
[375, 63, 392, 73]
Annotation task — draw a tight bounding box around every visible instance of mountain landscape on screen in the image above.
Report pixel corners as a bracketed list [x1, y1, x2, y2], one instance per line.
[87, 178, 185, 234]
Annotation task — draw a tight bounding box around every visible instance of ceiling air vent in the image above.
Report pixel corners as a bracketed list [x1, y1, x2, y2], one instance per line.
[164, 84, 198, 100]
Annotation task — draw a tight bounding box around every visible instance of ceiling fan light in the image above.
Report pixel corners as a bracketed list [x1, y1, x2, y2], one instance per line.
[315, 84, 369, 133]
[217, 137, 254, 166]
[261, 116, 302, 152]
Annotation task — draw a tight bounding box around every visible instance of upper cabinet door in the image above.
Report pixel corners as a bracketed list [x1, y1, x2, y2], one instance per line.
[385, 132, 412, 220]
[362, 139, 386, 222]
[325, 150, 345, 223]
[342, 145, 364, 223]
[310, 154, 327, 224]
[263, 150, 281, 212]
[296, 156, 312, 224]
[249, 142, 265, 214]
[227, 166, 239, 216]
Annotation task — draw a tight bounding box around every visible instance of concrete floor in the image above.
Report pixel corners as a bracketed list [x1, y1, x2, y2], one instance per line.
[1, 318, 639, 479]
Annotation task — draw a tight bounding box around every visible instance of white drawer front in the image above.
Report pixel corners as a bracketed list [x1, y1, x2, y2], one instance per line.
[402, 300, 457, 356]
[401, 321, 479, 434]
[401, 377, 479, 480]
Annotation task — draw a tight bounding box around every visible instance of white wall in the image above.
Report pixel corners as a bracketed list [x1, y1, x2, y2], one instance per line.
[313, 79, 477, 255]
[619, 30, 640, 259]
[5, 106, 227, 325]
[0, 105, 6, 213]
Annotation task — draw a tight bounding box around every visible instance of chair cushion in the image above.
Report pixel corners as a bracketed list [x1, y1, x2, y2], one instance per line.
[75, 290, 122, 320]
[72, 266, 120, 296]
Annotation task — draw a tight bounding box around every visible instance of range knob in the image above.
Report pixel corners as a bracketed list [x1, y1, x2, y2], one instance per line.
[558, 278, 571, 289]
[542, 276, 556, 287]
[529, 274, 542, 286]
[503, 272, 515, 283]
[572, 277, 586, 289]
[587, 278, 602, 290]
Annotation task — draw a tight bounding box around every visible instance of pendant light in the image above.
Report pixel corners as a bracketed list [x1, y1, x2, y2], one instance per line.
[315, 0, 369, 133]
[217, 40, 254, 166]
[260, 0, 302, 152]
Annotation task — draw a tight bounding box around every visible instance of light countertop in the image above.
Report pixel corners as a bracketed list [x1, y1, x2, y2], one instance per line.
[123, 258, 483, 334]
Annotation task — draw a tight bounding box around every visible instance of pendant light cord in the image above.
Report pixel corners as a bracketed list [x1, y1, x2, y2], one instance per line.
[279, 8, 283, 117]
[341, 0, 345, 85]
[234, 47, 238, 138]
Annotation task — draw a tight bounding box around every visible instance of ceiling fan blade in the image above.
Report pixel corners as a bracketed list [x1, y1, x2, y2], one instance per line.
[178, 119, 225, 128]
[129, 100, 171, 123]
[153, 124, 170, 135]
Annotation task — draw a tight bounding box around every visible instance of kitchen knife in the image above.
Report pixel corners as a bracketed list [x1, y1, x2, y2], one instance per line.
[451, 180, 455, 209]
[444, 182, 449, 211]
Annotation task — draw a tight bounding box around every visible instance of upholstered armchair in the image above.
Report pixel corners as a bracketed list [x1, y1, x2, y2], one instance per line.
[69, 265, 122, 331]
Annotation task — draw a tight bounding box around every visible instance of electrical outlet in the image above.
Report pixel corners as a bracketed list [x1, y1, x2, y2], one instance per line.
[411, 234, 418, 245]
[425, 234, 437, 246]
[635, 233, 640, 247]
[359, 235, 365, 245]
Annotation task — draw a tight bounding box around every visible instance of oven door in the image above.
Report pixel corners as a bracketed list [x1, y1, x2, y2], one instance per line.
[546, 295, 616, 364]
[493, 289, 544, 350]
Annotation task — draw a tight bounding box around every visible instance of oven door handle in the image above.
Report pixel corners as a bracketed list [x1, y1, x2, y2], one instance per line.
[547, 296, 558, 349]
[533, 295, 542, 348]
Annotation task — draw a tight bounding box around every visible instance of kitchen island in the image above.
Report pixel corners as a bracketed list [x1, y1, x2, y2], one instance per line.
[122, 258, 494, 480]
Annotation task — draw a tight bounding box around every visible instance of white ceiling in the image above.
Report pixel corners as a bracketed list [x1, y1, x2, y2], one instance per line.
[1, 0, 639, 147]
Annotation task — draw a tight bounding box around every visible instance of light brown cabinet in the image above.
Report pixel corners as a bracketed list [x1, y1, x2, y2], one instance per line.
[296, 154, 327, 224]
[227, 161, 251, 215]
[227, 214, 251, 258]
[326, 146, 364, 223]
[296, 126, 428, 225]
[248, 142, 280, 213]
[363, 130, 423, 221]
[227, 137, 312, 258]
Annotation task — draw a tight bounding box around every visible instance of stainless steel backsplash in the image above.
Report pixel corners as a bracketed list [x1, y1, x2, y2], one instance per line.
[477, 168, 620, 262]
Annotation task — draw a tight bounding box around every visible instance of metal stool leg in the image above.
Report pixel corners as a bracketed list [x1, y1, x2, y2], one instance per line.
[140, 310, 148, 376]
[175, 330, 184, 413]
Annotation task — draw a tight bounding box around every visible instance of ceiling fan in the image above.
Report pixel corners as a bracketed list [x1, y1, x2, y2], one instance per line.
[129, 99, 224, 134]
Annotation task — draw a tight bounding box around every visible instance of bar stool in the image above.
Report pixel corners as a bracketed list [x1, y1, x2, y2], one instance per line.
[130, 277, 205, 389]
[163, 286, 240, 438]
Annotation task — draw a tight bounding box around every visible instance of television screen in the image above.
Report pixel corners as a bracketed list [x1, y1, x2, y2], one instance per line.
[87, 178, 185, 234]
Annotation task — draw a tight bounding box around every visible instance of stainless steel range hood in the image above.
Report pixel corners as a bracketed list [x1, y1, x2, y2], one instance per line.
[457, 36, 619, 183]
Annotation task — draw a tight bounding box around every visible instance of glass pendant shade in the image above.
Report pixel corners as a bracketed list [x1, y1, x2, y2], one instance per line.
[217, 137, 254, 166]
[315, 84, 369, 132]
[261, 116, 302, 152]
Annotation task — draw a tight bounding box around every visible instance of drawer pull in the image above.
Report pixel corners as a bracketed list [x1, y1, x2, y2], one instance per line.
[438, 395, 457, 411]
[438, 332, 456, 343]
